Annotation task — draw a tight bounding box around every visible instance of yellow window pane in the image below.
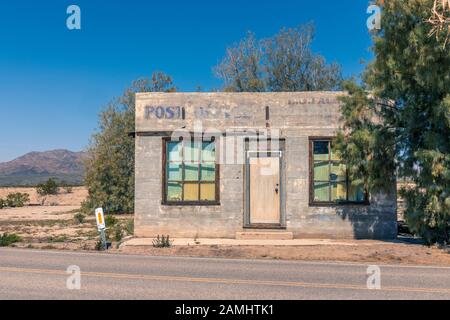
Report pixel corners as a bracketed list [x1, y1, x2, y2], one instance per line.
[183, 184, 199, 201]
[200, 184, 216, 201]
[314, 161, 329, 181]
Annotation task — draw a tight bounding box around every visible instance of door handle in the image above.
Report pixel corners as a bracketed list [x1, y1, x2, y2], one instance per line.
[275, 188, 279, 194]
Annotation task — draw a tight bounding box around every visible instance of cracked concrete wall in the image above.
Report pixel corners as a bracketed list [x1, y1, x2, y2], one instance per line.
[134, 92, 397, 239]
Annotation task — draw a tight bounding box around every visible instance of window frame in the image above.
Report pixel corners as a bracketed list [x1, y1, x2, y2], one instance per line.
[308, 137, 369, 207]
[162, 137, 221, 206]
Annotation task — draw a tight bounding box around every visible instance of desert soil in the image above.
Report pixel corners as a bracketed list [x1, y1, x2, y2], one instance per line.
[0, 187, 448, 266]
[116, 242, 450, 266]
[0, 187, 133, 249]
[0, 186, 88, 206]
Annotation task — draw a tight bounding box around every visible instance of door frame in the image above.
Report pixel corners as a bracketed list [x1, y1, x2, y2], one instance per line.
[244, 140, 286, 229]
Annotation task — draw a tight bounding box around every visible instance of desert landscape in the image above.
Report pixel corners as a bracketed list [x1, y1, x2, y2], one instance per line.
[0, 185, 448, 266]
[0, 186, 133, 250]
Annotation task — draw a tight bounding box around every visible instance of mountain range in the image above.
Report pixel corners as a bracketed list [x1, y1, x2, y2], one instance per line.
[0, 150, 87, 186]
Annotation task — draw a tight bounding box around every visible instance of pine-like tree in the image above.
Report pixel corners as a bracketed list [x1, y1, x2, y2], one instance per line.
[337, 0, 450, 244]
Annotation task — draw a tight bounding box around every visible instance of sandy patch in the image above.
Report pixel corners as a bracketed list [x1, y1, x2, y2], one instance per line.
[116, 241, 450, 267]
[0, 186, 87, 206]
[0, 206, 80, 222]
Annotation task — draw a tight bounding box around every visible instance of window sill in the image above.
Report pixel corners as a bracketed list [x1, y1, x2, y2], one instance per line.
[161, 201, 221, 207]
[244, 224, 286, 230]
[309, 201, 370, 207]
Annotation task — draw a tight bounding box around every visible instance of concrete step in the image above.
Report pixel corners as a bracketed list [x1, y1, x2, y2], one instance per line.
[236, 231, 294, 240]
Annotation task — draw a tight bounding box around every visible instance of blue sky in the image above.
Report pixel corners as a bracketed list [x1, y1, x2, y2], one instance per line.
[0, 0, 374, 162]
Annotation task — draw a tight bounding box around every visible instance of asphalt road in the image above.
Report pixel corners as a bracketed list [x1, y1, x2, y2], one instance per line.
[0, 248, 449, 300]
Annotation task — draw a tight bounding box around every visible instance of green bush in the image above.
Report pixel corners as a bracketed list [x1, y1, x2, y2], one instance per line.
[105, 215, 118, 227]
[74, 213, 86, 224]
[95, 239, 104, 251]
[0, 199, 6, 209]
[0, 233, 22, 247]
[125, 219, 134, 235]
[114, 224, 124, 242]
[36, 178, 59, 196]
[5, 193, 30, 208]
[83, 73, 177, 215]
[152, 235, 173, 248]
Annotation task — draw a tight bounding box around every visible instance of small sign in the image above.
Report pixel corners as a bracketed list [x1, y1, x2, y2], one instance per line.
[95, 208, 106, 230]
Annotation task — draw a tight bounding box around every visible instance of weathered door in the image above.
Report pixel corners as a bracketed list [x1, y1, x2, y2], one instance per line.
[249, 156, 281, 225]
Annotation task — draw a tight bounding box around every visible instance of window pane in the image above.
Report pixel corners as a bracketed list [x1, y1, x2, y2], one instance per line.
[313, 141, 329, 161]
[201, 163, 216, 181]
[202, 142, 216, 162]
[167, 182, 182, 201]
[314, 182, 330, 202]
[200, 184, 216, 201]
[184, 163, 199, 181]
[167, 163, 182, 181]
[331, 163, 347, 182]
[184, 183, 199, 201]
[184, 141, 201, 162]
[314, 161, 329, 181]
[167, 142, 182, 162]
[349, 182, 365, 202]
[331, 182, 347, 202]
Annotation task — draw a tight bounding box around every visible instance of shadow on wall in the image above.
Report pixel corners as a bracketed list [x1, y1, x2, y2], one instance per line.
[334, 191, 398, 240]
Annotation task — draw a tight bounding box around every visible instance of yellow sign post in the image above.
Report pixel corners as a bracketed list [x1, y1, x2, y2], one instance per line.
[95, 208, 107, 250]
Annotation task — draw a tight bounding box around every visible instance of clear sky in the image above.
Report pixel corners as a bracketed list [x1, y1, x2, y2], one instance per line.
[0, 0, 374, 162]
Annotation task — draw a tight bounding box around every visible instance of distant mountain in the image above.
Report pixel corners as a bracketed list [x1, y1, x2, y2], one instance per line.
[0, 150, 87, 186]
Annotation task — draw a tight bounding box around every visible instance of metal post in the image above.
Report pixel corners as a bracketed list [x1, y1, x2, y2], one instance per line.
[99, 228, 107, 250]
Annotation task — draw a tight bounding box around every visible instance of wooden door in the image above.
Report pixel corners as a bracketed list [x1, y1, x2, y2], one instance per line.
[249, 156, 281, 225]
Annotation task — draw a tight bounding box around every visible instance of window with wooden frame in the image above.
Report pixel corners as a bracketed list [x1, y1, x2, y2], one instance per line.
[309, 138, 368, 205]
[163, 138, 219, 205]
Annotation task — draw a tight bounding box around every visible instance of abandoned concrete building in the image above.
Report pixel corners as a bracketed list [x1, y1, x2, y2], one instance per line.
[134, 92, 397, 240]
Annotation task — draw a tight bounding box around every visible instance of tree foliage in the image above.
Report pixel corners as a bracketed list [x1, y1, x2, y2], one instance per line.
[83, 72, 177, 214]
[336, 0, 450, 244]
[214, 24, 342, 92]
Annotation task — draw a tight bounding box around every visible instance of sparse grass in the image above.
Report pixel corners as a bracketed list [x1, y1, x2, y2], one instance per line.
[48, 235, 69, 243]
[0, 233, 22, 247]
[74, 213, 86, 224]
